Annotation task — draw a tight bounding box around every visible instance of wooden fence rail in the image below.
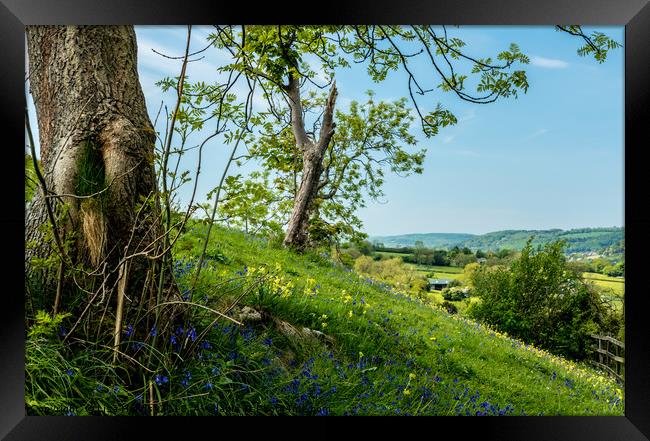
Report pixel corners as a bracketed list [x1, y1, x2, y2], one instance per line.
[590, 334, 624, 383]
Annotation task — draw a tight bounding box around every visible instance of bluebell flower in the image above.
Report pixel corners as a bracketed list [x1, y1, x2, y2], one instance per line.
[124, 324, 134, 337]
[263, 337, 273, 346]
[551, 372, 557, 380]
[65, 369, 73, 377]
[205, 382, 213, 390]
[316, 408, 329, 416]
[150, 325, 157, 337]
[113, 386, 120, 393]
[187, 327, 197, 342]
[270, 396, 279, 406]
[296, 392, 309, 406]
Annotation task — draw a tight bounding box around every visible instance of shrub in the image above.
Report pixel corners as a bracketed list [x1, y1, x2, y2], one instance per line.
[442, 286, 470, 301]
[354, 256, 428, 294]
[467, 239, 619, 360]
[440, 301, 458, 314]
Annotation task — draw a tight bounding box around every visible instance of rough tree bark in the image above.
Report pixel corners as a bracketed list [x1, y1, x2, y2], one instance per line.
[282, 75, 338, 250]
[25, 26, 176, 320]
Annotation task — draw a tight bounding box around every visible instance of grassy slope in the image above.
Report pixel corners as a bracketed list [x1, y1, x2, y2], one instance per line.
[173, 223, 623, 416]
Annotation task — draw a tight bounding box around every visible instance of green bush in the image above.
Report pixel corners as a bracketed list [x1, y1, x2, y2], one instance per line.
[441, 286, 470, 301]
[467, 239, 619, 360]
[440, 301, 458, 314]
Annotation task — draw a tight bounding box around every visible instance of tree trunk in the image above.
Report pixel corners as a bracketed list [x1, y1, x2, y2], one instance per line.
[283, 76, 338, 250]
[25, 26, 176, 325]
[283, 146, 325, 249]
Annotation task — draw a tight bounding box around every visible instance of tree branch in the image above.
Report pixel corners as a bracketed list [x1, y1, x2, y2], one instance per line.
[316, 81, 338, 151]
[284, 74, 312, 149]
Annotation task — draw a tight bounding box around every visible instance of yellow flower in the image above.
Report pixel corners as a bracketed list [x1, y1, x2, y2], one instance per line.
[359, 352, 364, 358]
[320, 314, 328, 320]
[429, 336, 437, 341]
[321, 322, 328, 329]
[348, 310, 353, 318]
[404, 389, 411, 395]
[409, 373, 417, 380]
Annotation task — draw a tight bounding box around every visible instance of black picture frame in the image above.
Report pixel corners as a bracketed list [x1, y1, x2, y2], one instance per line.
[2, 0, 648, 439]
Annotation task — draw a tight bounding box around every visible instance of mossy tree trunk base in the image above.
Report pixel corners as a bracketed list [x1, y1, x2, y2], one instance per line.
[25, 26, 180, 338]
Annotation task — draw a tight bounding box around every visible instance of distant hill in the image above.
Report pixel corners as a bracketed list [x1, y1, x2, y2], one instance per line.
[369, 232, 475, 249]
[370, 227, 624, 254]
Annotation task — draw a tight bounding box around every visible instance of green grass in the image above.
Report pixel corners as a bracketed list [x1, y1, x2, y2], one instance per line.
[375, 251, 410, 258]
[582, 272, 624, 311]
[410, 264, 464, 279]
[374, 251, 465, 279]
[28, 223, 623, 416]
[168, 223, 624, 415]
[583, 272, 624, 297]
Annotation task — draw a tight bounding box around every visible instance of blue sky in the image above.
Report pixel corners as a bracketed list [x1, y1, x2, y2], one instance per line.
[27, 26, 624, 236]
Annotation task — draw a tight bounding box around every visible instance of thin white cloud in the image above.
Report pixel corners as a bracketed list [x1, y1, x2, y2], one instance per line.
[454, 149, 480, 157]
[458, 108, 476, 123]
[524, 128, 549, 140]
[530, 56, 569, 69]
[442, 135, 455, 144]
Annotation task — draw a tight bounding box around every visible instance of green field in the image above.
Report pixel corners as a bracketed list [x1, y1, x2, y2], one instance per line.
[375, 251, 465, 280]
[411, 264, 464, 280]
[375, 251, 410, 258]
[582, 272, 624, 311]
[583, 272, 624, 296]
